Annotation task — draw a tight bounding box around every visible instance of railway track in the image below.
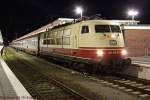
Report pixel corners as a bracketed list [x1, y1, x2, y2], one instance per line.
[37, 50, 150, 99]
[4, 48, 150, 100]
[35, 56, 150, 99]
[4, 49, 90, 100]
[28, 53, 150, 99]
[94, 75, 150, 98]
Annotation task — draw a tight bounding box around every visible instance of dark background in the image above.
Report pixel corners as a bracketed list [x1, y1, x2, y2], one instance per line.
[0, 0, 150, 42]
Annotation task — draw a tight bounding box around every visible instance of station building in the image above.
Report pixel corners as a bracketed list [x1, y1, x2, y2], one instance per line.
[117, 20, 150, 57]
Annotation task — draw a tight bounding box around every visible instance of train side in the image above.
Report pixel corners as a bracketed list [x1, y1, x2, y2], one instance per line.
[11, 36, 39, 54]
[11, 19, 131, 68]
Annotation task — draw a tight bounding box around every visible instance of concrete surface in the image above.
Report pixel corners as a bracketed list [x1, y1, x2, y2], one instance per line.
[0, 55, 32, 100]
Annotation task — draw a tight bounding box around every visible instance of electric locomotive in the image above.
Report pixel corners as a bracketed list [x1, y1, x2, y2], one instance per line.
[11, 18, 131, 71]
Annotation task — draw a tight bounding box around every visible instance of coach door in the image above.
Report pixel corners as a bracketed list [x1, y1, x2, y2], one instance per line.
[37, 34, 40, 56]
[79, 24, 90, 47]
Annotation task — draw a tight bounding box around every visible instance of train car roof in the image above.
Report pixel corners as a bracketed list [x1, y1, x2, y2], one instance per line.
[13, 18, 75, 42]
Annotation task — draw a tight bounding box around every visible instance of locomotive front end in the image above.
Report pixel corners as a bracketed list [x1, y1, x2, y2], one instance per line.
[79, 20, 131, 67]
[93, 21, 131, 66]
[96, 49, 131, 67]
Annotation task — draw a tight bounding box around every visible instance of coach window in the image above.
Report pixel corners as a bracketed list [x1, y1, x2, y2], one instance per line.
[44, 32, 47, 39]
[47, 39, 50, 44]
[47, 31, 51, 38]
[43, 40, 47, 44]
[54, 31, 57, 44]
[81, 26, 89, 34]
[47, 31, 55, 45]
[56, 30, 63, 45]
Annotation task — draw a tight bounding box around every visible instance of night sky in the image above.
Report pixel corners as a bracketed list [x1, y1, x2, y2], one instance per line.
[0, 0, 150, 42]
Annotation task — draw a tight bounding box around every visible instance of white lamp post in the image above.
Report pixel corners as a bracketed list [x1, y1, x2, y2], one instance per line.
[128, 9, 138, 20]
[75, 7, 83, 19]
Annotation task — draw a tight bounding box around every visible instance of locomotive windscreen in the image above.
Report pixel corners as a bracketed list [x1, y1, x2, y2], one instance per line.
[95, 25, 121, 33]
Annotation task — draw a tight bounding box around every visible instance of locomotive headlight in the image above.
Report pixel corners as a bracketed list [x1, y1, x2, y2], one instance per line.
[111, 34, 116, 38]
[97, 50, 104, 56]
[121, 49, 128, 56]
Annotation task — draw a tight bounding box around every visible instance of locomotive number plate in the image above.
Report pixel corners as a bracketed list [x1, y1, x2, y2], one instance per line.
[109, 40, 117, 46]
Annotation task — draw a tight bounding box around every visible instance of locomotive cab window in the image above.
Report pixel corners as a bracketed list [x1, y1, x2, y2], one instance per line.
[95, 25, 121, 33]
[81, 26, 89, 34]
[110, 25, 121, 33]
[95, 25, 110, 33]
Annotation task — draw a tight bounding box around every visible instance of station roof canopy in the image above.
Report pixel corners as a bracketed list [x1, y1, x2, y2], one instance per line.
[122, 25, 150, 30]
[112, 20, 140, 26]
[113, 20, 150, 30]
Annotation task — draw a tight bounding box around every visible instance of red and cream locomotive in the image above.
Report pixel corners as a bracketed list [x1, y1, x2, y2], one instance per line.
[11, 18, 131, 71]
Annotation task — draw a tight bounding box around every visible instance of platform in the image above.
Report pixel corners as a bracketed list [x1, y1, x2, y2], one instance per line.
[0, 56, 32, 100]
[123, 57, 150, 80]
[131, 56, 150, 67]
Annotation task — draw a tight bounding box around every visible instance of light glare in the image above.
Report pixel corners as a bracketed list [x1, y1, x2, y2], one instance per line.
[128, 10, 138, 16]
[121, 49, 128, 56]
[76, 7, 83, 14]
[97, 50, 104, 56]
[111, 34, 116, 38]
